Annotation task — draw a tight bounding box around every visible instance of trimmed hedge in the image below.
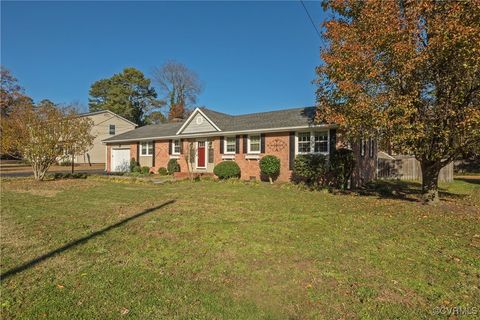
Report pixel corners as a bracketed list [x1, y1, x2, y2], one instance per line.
[213, 161, 241, 179]
[167, 159, 180, 174]
[259, 155, 280, 183]
[157, 167, 168, 175]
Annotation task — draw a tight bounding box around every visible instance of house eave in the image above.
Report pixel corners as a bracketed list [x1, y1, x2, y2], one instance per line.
[102, 124, 337, 144]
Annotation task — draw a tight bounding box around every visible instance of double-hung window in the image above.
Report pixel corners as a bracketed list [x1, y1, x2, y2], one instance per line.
[297, 131, 329, 154]
[172, 139, 181, 155]
[225, 136, 236, 154]
[141, 141, 153, 156]
[109, 124, 115, 135]
[248, 135, 260, 153]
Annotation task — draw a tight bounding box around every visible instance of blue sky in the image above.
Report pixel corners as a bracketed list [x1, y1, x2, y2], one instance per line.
[1, 1, 326, 115]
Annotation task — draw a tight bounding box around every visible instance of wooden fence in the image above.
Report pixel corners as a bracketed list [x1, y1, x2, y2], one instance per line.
[377, 157, 453, 182]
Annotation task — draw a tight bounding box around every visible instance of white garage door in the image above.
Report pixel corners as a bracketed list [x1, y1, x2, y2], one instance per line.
[111, 149, 131, 172]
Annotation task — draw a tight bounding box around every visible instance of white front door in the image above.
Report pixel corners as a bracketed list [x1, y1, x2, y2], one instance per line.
[111, 149, 130, 172]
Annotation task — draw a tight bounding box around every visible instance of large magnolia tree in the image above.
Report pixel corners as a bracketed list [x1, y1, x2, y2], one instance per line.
[1, 103, 94, 180]
[316, 0, 480, 203]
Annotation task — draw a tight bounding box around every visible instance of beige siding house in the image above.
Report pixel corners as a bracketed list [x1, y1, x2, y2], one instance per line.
[75, 110, 137, 165]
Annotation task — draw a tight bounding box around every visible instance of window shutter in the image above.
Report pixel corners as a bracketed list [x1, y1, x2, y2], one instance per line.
[179, 139, 183, 154]
[220, 136, 224, 154]
[242, 135, 247, 154]
[260, 133, 265, 153]
[208, 141, 214, 163]
[329, 129, 337, 156]
[152, 141, 156, 167]
[168, 140, 172, 155]
[289, 132, 295, 170]
[235, 135, 240, 153]
[136, 142, 140, 160]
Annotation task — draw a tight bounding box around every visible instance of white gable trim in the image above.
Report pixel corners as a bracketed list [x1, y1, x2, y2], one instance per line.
[176, 108, 221, 135]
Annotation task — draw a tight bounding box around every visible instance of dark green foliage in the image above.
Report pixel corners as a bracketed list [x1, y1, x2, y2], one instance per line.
[259, 155, 280, 183]
[157, 167, 168, 175]
[140, 166, 150, 174]
[213, 161, 241, 179]
[167, 159, 180, 174]
[88, 67, 162, 125]
[292, 154, 328, 187]
[130, 158, 140, 173]
[50, 172, 88, 180]
[329, 148, 355, 190]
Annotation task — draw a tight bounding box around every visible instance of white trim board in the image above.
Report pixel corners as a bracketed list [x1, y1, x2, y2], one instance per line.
[176, 108, 221, 135]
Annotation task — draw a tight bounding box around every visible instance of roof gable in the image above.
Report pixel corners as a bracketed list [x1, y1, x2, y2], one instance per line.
[176, 108, 221, 135]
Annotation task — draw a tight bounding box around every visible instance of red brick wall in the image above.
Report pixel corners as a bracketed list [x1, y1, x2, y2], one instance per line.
[130, 143, 138, 162]
[106, 145, 111, 172]
[351, 139, 377, 187]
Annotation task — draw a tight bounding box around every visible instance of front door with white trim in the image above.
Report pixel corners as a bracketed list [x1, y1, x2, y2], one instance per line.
[196, 141, 206, 169]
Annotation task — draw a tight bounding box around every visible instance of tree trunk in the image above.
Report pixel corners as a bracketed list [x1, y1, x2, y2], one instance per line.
[71, 153, 75, 174]
[420, 161, 441, 204]
[268, 176, 273, 184]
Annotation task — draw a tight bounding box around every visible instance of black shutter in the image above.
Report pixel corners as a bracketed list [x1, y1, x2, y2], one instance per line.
[289, 132, 295, 170]
[329, 129, 337, 156]
[260, 133, 265, 153]
[136, 142, 140, 161]
[152, 141, 155, 167]
[179, 139, 183, 154]
[220, 136, 224, 154]
[168, 140, 172, 155]
[235, 135, 240, 153]
[243, 135, 247, 154]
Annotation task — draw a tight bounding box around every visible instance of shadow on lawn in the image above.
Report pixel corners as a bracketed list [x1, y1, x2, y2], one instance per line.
[0, 200, 175, 281]
[354, 180, 467, 202]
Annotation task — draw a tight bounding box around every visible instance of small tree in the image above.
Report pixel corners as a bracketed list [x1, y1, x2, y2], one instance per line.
[259, 155, 280, 184]
[182, 141, 196, 181]
[1, 103, 94, 180]
[329, 148, 355, 190]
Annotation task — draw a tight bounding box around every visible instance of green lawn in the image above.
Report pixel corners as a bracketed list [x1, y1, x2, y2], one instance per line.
[1, 177, 479, 319]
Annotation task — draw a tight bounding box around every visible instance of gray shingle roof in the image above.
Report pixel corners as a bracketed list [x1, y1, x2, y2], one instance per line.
[103, 106, 320, 143]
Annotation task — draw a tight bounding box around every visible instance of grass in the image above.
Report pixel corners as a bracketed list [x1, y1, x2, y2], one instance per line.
[1, 177, 479, 319]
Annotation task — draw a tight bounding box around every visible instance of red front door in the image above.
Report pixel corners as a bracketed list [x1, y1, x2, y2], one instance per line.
[197, 141, 206, 168]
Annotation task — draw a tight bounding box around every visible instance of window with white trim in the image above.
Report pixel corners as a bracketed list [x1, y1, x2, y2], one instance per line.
[172, 139, 181, 155]
[141, 141, 153, 156]
[225, 136, 236, 154]
[248, 135, 260, 153]
[314, 132, 328, 153]
[360, 139, 366, 157]
[297, 131, 329, 154]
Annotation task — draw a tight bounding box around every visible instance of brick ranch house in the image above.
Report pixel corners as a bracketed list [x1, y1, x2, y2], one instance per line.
[103, 107, 376, 184]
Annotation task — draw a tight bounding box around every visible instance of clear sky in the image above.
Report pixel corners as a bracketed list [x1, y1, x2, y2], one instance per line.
[1, 1, 326, 115]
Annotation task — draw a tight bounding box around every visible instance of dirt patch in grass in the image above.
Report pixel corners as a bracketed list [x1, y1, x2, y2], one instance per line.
[1, 178, 103, 197]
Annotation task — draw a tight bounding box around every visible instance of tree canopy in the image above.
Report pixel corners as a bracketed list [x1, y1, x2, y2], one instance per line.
[316, 0, 480, 203]
[0, 66, 33, 117]
[152, 61, 202, 120]
[88, 67, 162, 125]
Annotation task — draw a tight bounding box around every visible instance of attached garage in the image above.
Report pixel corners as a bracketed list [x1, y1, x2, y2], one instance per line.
[111, 148, 130, 172]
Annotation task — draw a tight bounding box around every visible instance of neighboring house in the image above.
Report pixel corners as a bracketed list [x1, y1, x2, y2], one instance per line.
[103, 107, 377, 183]
[75, 110, 137, 165]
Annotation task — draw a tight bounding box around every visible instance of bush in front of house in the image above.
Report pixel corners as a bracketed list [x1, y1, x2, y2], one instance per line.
[292, 154, 329, 187]
[157, 167, 168, 175]
[130, 158, 140, 172]
[167, 159, 180, 174]
[213, 161, 241, 179]
[259, 155, 280, 184]
[329, 148, 355, 190]
[140, 166, 151, 174]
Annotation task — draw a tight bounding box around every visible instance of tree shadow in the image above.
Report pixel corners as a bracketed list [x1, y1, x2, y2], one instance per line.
[455, 177, 480, 185]
[0, 200, 175, 281]
[353, 180, 467, 202]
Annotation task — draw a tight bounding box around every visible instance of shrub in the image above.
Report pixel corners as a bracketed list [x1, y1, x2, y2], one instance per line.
[157, 167, 168, 175]
[259, 155, 280, 184]
[292, 154, 328, 187]
[132, 165, 142, 173]
[51, 172, 88, 180]
[140, 166, 150, 174]
[213, 161, 241, 179]
[167, 159, 180, 174]
[130, 158, 140, 173]
[329, 148, 355, 190]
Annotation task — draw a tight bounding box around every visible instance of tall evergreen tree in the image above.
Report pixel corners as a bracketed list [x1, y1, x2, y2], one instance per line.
[89, 68, 162, 124]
